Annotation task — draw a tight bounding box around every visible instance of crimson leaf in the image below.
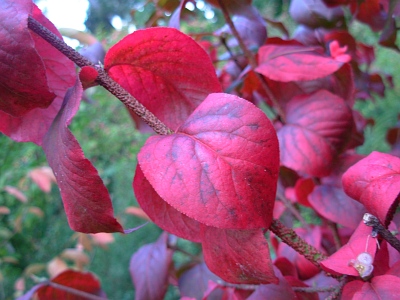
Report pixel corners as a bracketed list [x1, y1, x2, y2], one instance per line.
[342, 151, 400, 226]
[200, 227, 278, 284]
[278, 90, 353, 177]
[342, 275, 400, 300]
[104, 27, 222, 131]
[0, 3, 76, 145]
[134, 165, 201, 242]
[256, 44, 345, 82]
[36, 270, 103, 300]
[130, 232, 173, 300]
[42, 80, 124, 233]
[137, 93, 279, 230]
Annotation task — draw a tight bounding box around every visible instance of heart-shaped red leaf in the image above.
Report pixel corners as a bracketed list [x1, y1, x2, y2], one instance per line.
[278, 90, 353, 177]
[137, 93, 279, 229]
[130, 232, 173, 300]
[256, 44, 344, 82]
[104, 27, 221, 131]
[320, 221, 377, 277]
[42, 80, 123, 233]
[342, 151, 400, 226]
[133, 165, 201, 242]
[0, 4, 76, 145]
[201, 227, 278, 284]
[36, 270, 103, 300]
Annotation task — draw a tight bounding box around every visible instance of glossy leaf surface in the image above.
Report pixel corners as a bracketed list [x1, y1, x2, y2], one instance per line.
[138, 93, 279, 229]
[105, 27, 221, 130]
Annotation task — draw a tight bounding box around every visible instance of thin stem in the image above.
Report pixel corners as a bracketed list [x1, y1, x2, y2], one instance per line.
[269, 219, 328, 268]
[216, 0, 286, 122]
[276, 188, 309, 229]
[44, 281, 107, 300]
[292, 285, 336, 293]
[327, 221, 342, 251]
[27, 16, 172, 136]
[324, 276, 349, 300]
[363, 213, 400, 253]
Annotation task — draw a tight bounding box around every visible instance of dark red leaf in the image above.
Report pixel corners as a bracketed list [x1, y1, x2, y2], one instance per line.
[0, 0, 56, 117]
[343, 275, 400, 300]
[247, 267, 296, 300]
[42, 80, 124, 233]
[320, 221, 377, 277]
[289, 0, 344, 29]
[256, 44, 344, 82]
[36, 270, 103, 300]
[138, 93, 279, 230]
[104, 27, 221, 131]
[133, 165, 201, 242]
[130, 232, 173, 300]
[285, 276, 319, 300]
[350, 0, 387, 31]
[201, 227, 278, 284]
[0, 4, 76, 145]
[294, 178, 315, 207]
[278, 90, 353, 177]
[342, 151, 400, 226]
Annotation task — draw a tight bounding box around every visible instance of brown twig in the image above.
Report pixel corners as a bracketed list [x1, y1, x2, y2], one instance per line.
[27, 16, 172, 136]
[216, 0, 286, 122]
[269, 219, 328, 268]
[363, 213, 400, 253]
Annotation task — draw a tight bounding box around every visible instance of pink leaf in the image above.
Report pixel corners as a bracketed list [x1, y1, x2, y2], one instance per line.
[42, 80, 124, 233]
[320, 221, 377, 277]
[201, 227, 278, 284]
[29, 166, 56, 193]
[130, 232, 173, 300]
[133, 165, 201, 242]
[278, 90, 353, 177]
[342, 151, 400, 226]
[256, 44, 344, 82]
[138, 93, 279, 229]
[0, 4, 76, 145]
[104, 27, 221, 131]
[343, 275, 400, 300]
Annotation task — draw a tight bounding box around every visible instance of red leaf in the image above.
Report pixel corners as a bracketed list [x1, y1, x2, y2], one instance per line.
[343, 275, 400, 300]
[320, 221, 377, 277]
[278, 90, 353, 177]
[133, 165, 201, 242]
[342, 151, 400, 226]
[36, 270, 103, 300]
[0, 0, 56, 117]
[138, 93, 279, 230]
[256, 44, 344, 82]
[0, 4, 76, 145]
[42, 80, 124, 233]
[201, 227, 278, 284]
[79, 66, 99, 89]
[350, 0, 386, 31]
[130, 232, 173, 300]
[104, 27, 221, 131]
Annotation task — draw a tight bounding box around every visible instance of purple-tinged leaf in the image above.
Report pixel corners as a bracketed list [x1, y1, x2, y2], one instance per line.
[130, 232, 173, 300]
